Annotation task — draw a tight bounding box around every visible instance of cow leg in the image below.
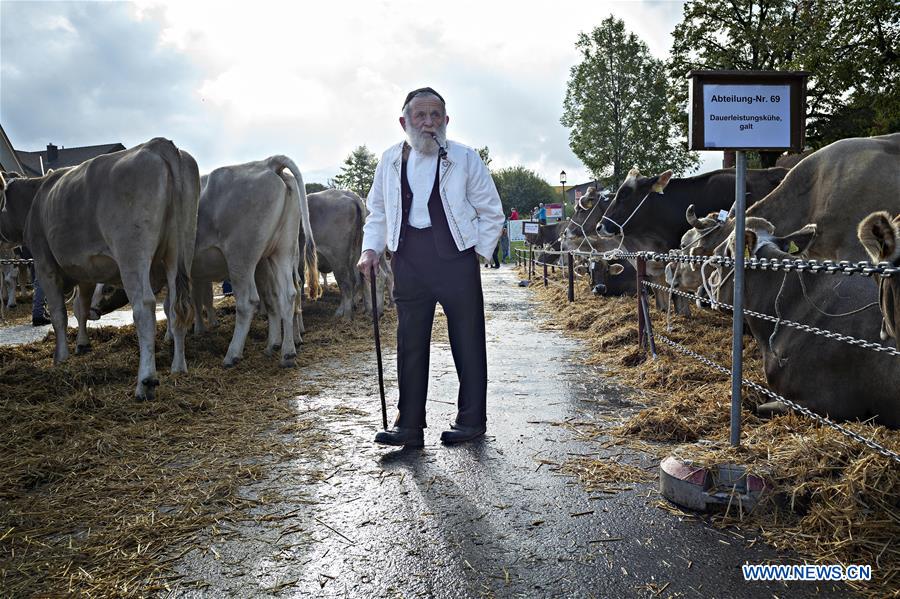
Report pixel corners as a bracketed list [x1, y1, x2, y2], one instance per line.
[332, 264, 356, 320]
[121, 269, 159, 399]
[224, 268, 259, 367]
[204, 282, 218, 328]
[4, 268, 17, 308]
[191, 279, 208, 334]
[162, 293, 174, 343]
[74, 282, 95, 354]
[274, 257, 298, 367]
[255, 262, 282, 355]
[39, 268, 70, 365]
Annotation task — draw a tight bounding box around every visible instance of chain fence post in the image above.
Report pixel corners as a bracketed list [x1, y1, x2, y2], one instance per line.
[543, 260, 548, 287]
[567, 252, 574, 302]
[731, 151, 747, 447]
[637, 255, 646, 349]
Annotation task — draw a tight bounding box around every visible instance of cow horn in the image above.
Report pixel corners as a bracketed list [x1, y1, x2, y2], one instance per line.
[685, 204, 701, 228]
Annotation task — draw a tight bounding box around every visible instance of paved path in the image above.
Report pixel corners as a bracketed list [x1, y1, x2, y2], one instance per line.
[162, 265, 847, 598]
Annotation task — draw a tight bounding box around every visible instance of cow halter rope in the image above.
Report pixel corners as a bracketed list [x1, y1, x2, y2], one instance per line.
[370, 264, 388, 430]
[599, 190, 653, 254]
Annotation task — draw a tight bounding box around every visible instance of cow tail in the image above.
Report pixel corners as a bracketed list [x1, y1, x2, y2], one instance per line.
[352, 195, 366, 288]
[152, 137, 199, 330]
[174, 149, 200, 329]
[271, 156, 321, 300]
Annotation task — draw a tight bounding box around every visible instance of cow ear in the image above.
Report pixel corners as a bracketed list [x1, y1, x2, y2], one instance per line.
[858, 211, 900, 263]
[651, 170, 673, 194]
[609, 263, 625, 276]
[775, 224, 817, 256]
[744, 230, 757, 257]
[627, 166, 641, 180]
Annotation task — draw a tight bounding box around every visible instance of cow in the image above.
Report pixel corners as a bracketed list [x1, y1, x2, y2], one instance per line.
[307, 188, 390, 319]
[696, 133, 900, 310]
[524, 220, 566, 265]
[561, 186, 612, 254]
[189, 156, 319, 367]
[560, 187, 636, 296]
[0, 138, 199, 400]
[726, 217, 900, 428]
[858, 211, 900, 349]
[573, 257, 636, 296]
[596, 166, 788, 308]
[0, 247, 26, 309]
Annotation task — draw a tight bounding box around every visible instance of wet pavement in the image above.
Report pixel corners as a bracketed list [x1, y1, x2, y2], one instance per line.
[0, 268, 850, 597]
[160, 265, 849, 598]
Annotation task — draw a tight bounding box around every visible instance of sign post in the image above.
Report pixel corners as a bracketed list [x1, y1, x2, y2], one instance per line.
[687, 70, 806, 447]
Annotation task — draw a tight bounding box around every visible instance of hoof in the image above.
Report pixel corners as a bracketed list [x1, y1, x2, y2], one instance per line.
[757, 401, 789, 418]
[75, 344, 91, 355]
[223, 356, 241, 368]
[280, 353, 297, 368]
[137, 377, 160, 401]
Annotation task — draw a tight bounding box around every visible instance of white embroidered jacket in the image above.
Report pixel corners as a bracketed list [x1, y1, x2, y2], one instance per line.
[362, 140, 504, 259]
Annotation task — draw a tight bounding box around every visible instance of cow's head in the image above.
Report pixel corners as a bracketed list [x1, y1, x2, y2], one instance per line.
[589, 259, 625, 295]
[563, 187, 609, 248]
[858, 211, 900, 348]
[667, 205, 735, 308]
[597, 167, 673, 238]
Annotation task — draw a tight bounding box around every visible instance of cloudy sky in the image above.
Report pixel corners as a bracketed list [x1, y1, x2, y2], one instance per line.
[1, 0, 721, 187]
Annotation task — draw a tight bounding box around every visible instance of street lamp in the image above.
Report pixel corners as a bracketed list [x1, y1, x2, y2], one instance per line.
[559, 170, 567, 217]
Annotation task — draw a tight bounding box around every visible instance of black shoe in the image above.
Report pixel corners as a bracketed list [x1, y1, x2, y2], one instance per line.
[374, 427, 424, 448]
[440, 424, 486, 445]
[32, 314, 52, 327]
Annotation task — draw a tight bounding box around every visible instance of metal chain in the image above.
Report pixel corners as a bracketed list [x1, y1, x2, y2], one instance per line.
[651, 332, 900, 465]
[515, 248, 900, 278]
[0, 258, 33, 266]
[642, 280, 900, 358]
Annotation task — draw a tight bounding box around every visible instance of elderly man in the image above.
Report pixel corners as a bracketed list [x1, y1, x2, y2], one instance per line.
[357, 87, 504, 448]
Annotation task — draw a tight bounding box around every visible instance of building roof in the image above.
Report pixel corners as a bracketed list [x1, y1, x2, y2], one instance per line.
[0, 123, 24, 174]
[16, 142, 126, 176]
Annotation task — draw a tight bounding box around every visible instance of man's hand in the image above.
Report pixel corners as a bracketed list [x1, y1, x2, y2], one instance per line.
[357, 249, 379, 278]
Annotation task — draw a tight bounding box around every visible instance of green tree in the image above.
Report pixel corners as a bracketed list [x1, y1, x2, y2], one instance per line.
[305, 182, 327, 194]
[492, 166, 558, 215]
[561, 16, 698, 189]
[331, 145, 378, 197]
[669, 0, 899, 151]
[477, 146, 492, 168]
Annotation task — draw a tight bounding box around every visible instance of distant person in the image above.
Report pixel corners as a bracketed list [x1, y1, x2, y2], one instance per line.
[499, 225, 510, 263]
[19, 246, 50, 326]
[538, 202, 547, 225]
[509, 207, 519, 220]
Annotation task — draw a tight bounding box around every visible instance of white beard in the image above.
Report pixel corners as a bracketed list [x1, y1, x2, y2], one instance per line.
[405, 122, 447, 155]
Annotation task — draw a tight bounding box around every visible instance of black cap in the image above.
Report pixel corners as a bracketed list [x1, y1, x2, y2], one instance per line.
[402, 87, 445, 110]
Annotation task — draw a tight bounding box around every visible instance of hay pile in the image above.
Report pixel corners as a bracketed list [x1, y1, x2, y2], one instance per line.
[524, 266, 900, 597]
[0, 285, 394, 597]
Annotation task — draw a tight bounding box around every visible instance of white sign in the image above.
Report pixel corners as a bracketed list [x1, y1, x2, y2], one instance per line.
[523, 221, 540, 235]
[507, 220, 525, 242]
[547, 203, 564, 218]
[703, 84, 790, 148]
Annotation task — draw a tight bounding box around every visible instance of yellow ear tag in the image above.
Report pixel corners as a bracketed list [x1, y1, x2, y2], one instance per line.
[788, 241, 800, 254]
[744, 247, 751, 259]
[651, 183, 665, 193]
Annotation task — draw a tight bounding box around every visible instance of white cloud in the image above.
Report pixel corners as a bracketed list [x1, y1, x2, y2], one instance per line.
[3, 0, 716, 187]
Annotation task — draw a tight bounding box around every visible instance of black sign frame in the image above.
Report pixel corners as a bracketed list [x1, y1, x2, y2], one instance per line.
[687, 70, 808, 152]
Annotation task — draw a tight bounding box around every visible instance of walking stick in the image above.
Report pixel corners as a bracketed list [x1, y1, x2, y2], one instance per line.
[370, 264, 388, 430]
